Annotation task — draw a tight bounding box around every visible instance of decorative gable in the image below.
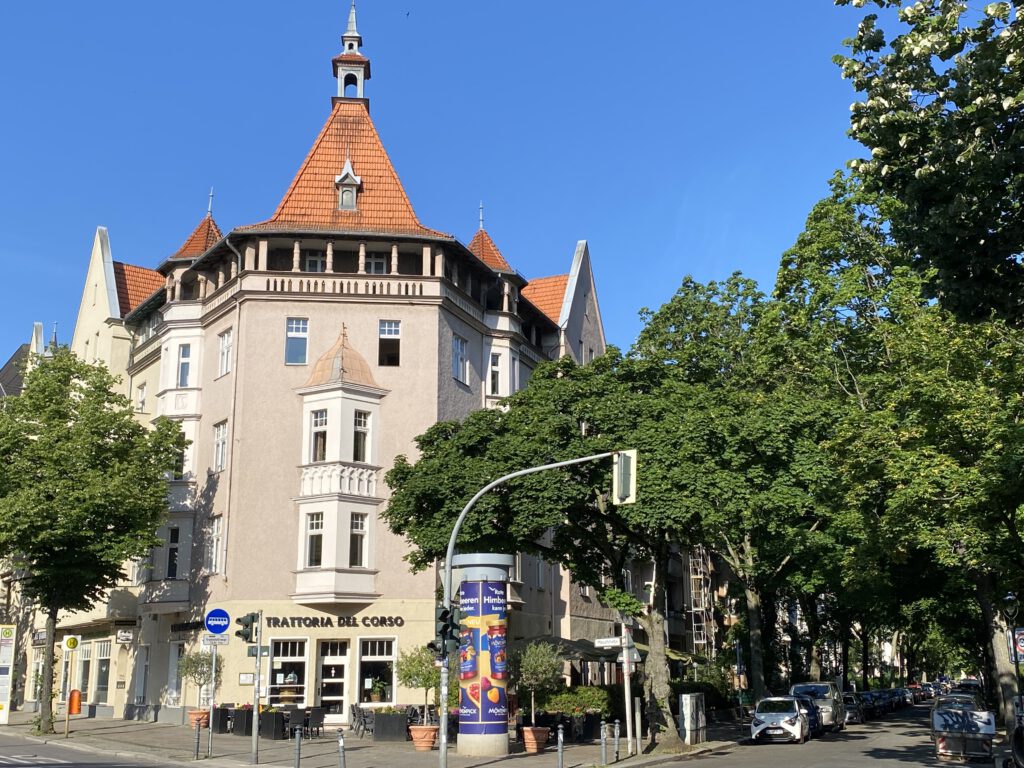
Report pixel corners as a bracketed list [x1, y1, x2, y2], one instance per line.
[334, 158, 362, 211]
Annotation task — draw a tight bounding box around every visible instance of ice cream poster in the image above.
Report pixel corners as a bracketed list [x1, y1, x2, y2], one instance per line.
[457, 580, 508, 735]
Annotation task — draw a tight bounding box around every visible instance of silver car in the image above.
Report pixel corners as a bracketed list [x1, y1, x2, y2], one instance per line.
[790, 682, 845, 731]
[751, 697, 809, 744]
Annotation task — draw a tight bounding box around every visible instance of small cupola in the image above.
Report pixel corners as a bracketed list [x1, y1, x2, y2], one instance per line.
[333, 1, 371, 100]
[335, 156, 362, 210]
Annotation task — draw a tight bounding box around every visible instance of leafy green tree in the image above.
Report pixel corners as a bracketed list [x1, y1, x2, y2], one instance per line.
[396, 646, 441, 724]
[835, 0, 1024, 321]
[178, 650, 224, 710]
[511, 641, 564, 726]
[0, 349, 185, 733]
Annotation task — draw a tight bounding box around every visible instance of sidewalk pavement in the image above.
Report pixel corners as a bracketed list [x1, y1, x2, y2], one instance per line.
[2, 712, 743, 768]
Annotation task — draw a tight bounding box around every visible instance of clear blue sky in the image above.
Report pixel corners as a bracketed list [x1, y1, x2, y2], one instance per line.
[0, 1, 869, 359]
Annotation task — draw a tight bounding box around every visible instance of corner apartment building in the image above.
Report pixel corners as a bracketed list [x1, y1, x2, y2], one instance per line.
[20, 5, 618, 725]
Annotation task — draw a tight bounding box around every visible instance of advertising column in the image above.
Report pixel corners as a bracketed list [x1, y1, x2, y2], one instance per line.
[457, 580, 508, 755]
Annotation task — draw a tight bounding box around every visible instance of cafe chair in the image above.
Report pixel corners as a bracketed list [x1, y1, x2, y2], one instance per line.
[305, 707, 325, 739]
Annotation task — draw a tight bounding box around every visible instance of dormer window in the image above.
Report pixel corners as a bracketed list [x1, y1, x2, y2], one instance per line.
[335, 158, 362, 211]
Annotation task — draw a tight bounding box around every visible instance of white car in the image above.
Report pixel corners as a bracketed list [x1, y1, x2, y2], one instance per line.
[751, 697, 808, 744]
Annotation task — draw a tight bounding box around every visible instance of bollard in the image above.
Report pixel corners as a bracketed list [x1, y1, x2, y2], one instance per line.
[614, 719, 621, 763]
[336, 728, 347, 768]
[293, 726, 303, 768]
[600, 719, 607, 766]
[193, 719, 202, 761]
[557, 723, 564, 768]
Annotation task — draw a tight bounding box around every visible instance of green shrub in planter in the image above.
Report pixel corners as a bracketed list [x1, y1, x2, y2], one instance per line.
[540, 686, 610, 716]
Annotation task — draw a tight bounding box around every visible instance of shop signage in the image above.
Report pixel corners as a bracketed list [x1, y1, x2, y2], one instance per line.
[31, 631, 46, 646]
[116, 629, 134, 643]
[170, 620, 203, 633]
[264, 615, 405, 629]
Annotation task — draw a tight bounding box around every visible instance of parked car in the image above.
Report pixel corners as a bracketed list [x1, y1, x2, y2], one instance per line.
[859, 690, 879, 719]
[843, 693, 865, 724]
[751, 697, 809, 744]
[792, 694, 825, 737]
[790, 681, 846, 731]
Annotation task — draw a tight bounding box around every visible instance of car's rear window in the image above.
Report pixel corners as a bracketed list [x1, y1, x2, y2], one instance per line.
[757, 699, 797, 714]
[793, 684, 830, 698]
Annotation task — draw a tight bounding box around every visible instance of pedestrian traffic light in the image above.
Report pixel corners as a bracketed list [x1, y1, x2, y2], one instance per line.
[427, 605, 451, 657]
[235, 611, 260, 643]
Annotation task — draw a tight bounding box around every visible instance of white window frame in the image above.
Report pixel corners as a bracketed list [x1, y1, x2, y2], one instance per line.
[303, 250, 327, 273]
[166, 527, 179, 579]
[285, 318, 309, 365]
[306, 512, 324, 568]
[349, 512, 368, 568]
[204, 516, 223, 574]
[177, 344, 191, 388]
[353, 411, 369, 463]
[136, 383, 147, 413]
[213, 421, 228, 472]
[358, 638, 396, 704]
[311, 409, 328, 463]
[378, 320, 400, 366]
[452, 335, 468, 384]
[489, 352, 501, 396]
[365, 254, 387, 274]
[218, 328, 233, 377]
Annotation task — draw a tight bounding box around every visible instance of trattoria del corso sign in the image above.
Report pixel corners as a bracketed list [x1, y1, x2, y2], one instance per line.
[264, 615, 405, 629]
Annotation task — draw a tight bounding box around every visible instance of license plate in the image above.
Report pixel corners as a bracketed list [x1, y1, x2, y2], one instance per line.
[767, 728, 784, 734]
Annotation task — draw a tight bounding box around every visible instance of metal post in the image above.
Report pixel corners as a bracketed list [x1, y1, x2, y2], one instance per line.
[600, 718, 607, 766]
[634, 697, 642, 756]
[208, 645, 217, 757]
[336, 728, 347, 768]
[64, 648, 74, 739]
[557, 723, 564, 768]
[293, 726, 302, 768]
[438, 451, 616, 768]
[252, 609, 263, 765]
[622, 623, 634, 755]
[194, 718, 202, 760]
[613, 719, 620, 762]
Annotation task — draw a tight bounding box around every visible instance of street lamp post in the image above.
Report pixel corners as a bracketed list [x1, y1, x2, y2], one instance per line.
[1005, 592, 1022, 724]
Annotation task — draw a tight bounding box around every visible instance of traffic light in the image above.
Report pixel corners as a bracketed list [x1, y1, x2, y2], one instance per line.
[612, 449, 637, 505]
[426, 605, 463, 658]
[446, 607, 462, 656]
[235, 611, 260, 643]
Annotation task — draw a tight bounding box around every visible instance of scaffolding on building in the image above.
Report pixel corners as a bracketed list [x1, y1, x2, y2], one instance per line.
[689, 545, 715, 659]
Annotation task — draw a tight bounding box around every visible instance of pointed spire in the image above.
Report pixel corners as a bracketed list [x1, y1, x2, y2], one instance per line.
[479, 201, 484, 231]
[207, 187, 215, 218]
[343, 0, 362, 53]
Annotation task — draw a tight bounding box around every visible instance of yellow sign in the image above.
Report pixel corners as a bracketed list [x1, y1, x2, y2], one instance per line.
[62, 636, 81, 652]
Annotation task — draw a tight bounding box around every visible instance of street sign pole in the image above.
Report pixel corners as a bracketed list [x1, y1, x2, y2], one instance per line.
[622, 622, 633, 756]
[207, 645, 217, 757]
[251, 609, 263, 765]
[63, 647, 74, 739]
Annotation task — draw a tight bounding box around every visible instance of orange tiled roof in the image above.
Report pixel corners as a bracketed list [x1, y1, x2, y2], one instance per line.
[112, 262, 164, 318]
[522, 274, 569, 325]
[168, 215, 223, 262]
[467, 228, 512, 272]
[239, 100, 450, 239]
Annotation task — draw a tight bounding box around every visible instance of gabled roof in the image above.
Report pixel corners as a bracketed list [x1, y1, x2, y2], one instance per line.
[112, 262, 164, 318]
[522, 274, 569, 325]
[238, 99, 450, 240]
[467, 228, 512, 272]
[167, 215, 223, 262]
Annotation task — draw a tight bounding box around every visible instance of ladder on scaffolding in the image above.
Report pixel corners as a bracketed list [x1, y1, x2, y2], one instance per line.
[690, 545, 715, 658]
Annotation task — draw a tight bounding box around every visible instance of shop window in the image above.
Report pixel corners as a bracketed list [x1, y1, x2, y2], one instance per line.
[269, 640, 307, 707]
[78, 642, 92, 702]
[95, 640, 111, 704]
[358, 639, 395, 703]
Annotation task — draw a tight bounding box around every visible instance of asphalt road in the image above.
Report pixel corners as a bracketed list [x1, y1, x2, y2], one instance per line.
[690, 705, 955, 768]
[0, 732, 155, 768]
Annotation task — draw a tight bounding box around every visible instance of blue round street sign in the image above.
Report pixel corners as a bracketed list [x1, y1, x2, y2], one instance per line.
[205, 608, 230, 635]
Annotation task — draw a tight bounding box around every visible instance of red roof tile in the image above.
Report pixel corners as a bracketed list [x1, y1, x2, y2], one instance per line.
[238, 100, 450, 239]
[112, 262, 164, 318]
[168, 215, 223, 262]
[467, 229, 512, 272]
[522, 274, 568, 325]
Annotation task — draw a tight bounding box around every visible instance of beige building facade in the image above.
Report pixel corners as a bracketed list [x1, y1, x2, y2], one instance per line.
[20, 6, 628, 725]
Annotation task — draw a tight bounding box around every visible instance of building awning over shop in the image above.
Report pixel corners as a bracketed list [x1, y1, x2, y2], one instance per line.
[508, 636, 621, 662]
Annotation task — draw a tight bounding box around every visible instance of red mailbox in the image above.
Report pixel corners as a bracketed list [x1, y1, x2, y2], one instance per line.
[68, 689, 81, 715]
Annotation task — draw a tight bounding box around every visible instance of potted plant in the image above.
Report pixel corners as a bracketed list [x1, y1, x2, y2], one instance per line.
[369, 676, 388, 702]
[512, 642, 564, 753]
[178, 650, 223, 729]
[396, 646, 441, 751]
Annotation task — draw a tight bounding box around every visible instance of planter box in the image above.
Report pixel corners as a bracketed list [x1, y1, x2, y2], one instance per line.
[211, 707, 232, 734]
[231, 709, 253, 737]
[581, 714, 602, 741]
[259, 711, 286, 740]
[373, 712, 409, 742]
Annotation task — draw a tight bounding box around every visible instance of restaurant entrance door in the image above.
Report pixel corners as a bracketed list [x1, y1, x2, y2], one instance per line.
[317, 640, 348, 721]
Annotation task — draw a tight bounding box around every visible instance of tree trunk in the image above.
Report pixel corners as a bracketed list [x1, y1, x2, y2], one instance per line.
[841, 624, 851, 691]
[860, 618, 870, 692]
[974, 571, 1016, 730]
[745, 584, 767, 700]
[799, 593, 822, 682]
[40, 606, 57, 734]
[638, 554, 683, 752]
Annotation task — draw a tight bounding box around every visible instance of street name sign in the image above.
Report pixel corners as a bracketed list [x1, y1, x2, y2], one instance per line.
[203, 634, 230, 646]
[594, 636, 625, 648]
[617, 647, 642, 663]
